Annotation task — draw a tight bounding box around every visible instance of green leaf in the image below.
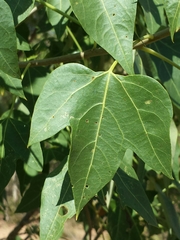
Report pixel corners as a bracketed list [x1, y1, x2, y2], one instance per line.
[139, 0, 165, 34]
[70, 0, 136, 74]
[172, 143, 180, 181]
[22, 67, 49, 114]
[40, 161, 75, 240]
[108, 200, 130, 240]
[0, 0, 20, 78]
[5, 0, 35, 26]
[29, 63, 172, 214]
[155, 184, 180, 239]
[0, 71, 25, 98]
[164, 0, 180, 40]
[0, 155, 16, 195]
[2, 119, 43, 172]
[47, 0, 71, 38]
[16, 174, 46, 212]
[114, 164, 157, 226]
[148, 33, 180, 108]
[17, 33, 30, 51]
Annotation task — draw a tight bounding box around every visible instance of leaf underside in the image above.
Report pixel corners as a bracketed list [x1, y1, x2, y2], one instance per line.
[70, 0, 136, 74]
[29, 63, 172, 213]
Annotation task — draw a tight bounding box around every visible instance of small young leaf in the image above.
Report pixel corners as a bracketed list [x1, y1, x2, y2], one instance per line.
[70, 0, 136, 74]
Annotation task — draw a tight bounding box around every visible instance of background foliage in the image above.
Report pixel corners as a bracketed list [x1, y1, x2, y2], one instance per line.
[1, 0, 180, 239]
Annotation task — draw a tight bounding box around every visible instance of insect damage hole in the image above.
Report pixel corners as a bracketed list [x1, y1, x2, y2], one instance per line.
[59, 205, 68, 216]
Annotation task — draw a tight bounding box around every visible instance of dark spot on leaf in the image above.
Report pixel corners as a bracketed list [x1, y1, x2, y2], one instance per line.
[85, 119, 89, 123]
[92, 76, 95, 80]
[59, 205, 68, 216]
[85, 184, 89, 189]
[95, 121, 98, 124]
[113, 13, 115, 16]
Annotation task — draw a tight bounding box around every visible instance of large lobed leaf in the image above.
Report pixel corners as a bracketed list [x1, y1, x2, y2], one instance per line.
[70, 0, 136, 74]
[29, 63, 172, 214]
[0, 0, 20, 78]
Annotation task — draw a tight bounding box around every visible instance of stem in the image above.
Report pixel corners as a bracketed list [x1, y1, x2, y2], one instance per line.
[36, 0, 80, 25]
[140, 46, 180, 70]
[108, 60, 118, 73]
[21, 62, 31, 79]
[66, 26, 88, 66]
[19, 28, 180, 68]
[66, 26, 82, 52]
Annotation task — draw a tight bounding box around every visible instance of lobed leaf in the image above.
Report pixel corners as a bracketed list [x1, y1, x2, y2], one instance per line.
[29, 63, 172, 214]
[70, 0, 136, 74]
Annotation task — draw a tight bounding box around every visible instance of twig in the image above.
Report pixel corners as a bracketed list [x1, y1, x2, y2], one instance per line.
[18, 28, 176, 68]
[6, 210, 37, 240]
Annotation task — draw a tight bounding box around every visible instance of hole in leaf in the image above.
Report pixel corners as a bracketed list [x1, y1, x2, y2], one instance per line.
[95, 121, 98, 124]
[85, 119, 89, 123]
[85, 184, 89, 189]
[59, 205, 68, 216]
[112, 13, 115, 16]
